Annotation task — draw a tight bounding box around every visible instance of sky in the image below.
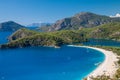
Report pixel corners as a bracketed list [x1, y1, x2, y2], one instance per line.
[0, 0, 120, 25]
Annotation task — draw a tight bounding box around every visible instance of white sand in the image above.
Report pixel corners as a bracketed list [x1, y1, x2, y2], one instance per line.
[68, 45, 118, 80]
[86, 47, 118, 78]
[80, 46, 119, 80]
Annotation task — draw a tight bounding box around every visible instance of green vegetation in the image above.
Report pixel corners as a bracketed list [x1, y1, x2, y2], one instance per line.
[1, 22, 120, 49]
[78, 22, 120, 41]
[0, 29, 87, 48]
[9, 28, 38, 41]
[1, 34, 64, 48]
[89, 22, 120, 40]
[95, 46, 120, 56]
[38, 25, 51, 32]
[49, 30, 87, 44]
[85, 75, 111, 80]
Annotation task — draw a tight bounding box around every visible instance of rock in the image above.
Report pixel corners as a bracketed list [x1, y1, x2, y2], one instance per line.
[48, 12, 120, 31]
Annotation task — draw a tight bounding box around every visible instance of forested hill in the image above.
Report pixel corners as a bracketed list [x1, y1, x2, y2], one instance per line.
[1, 22, 120, 49]
[0, 28, 87, 48]
[76, 22, 120, 40]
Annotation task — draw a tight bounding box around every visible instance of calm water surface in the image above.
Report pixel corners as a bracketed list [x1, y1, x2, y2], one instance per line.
[0, 46, 105, 80]
[0, 31, 12, 44]
[1, 31, 118, 80]
[83, 39, 120, 47]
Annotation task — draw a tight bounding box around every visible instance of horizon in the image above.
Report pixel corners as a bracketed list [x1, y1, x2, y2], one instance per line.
[0, 0, 120, 25]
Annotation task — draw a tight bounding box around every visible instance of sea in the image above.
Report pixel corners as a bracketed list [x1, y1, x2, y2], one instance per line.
[1, 31, 120, 80]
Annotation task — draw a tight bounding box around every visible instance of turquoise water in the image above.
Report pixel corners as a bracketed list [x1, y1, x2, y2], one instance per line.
[83, 39, 120, 47]
[0, 32, 105, 80]
[0, 31, 12, 44]
[0, 46, 105, 80]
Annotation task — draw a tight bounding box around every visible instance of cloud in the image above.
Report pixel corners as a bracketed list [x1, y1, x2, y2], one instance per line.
[110, 13, 120, 18]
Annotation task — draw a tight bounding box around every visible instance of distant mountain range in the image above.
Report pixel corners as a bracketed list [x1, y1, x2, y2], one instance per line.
[0, 21, 53, 32]
[1, 12, 120, 32]
[42, 12, 120, 31]
[27, 23, 52, 27]
[1, 12, 120, 48]
[0, 21, 25, 31]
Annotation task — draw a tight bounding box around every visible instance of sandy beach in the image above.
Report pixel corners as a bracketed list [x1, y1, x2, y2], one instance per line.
[68, 45, 119, 80]
[82, 46, 119, 80]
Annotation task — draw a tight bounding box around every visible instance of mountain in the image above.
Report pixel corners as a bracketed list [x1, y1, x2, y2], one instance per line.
[0, 21, 25, 31]
[37, 24, 51, 32]
[73, 22, 120, 41]
[27, 23, 41, 27]
[87, 22, 120, 40]
[27, 23, 53, 31]
[48, 12, 120, 31]
[27, 23, 52, 27]
[1, 22, 120, 49]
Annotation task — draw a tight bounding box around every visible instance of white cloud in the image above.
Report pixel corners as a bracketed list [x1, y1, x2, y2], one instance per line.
[110, 13, 120, 18]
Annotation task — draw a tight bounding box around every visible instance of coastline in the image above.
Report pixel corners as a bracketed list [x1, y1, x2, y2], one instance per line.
[68, 45, 118, 79]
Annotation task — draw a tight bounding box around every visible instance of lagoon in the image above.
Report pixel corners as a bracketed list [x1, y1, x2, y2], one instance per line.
[0, 45, 105, 80]
[0, 31, 114, 80]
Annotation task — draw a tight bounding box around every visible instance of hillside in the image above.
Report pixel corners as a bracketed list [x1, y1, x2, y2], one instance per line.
[79, 22, 120, 41]
[0, 29, 87, 48]
[42, 12, 120, 31]
[8, 28, 38, 41]
[1, 22, 120, 49]
[0, 21, 25, 31]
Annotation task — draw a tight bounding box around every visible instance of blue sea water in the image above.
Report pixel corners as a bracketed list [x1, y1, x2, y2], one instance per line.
[83, 39, 120, 47]
[0, 31, 112, 80]
[0, 31, 13, 44]
[0, 46, 105, 80]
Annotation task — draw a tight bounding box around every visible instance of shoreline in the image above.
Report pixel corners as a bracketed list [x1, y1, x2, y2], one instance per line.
[86, 47, 118, 78]
[68, 45, 118, 79]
